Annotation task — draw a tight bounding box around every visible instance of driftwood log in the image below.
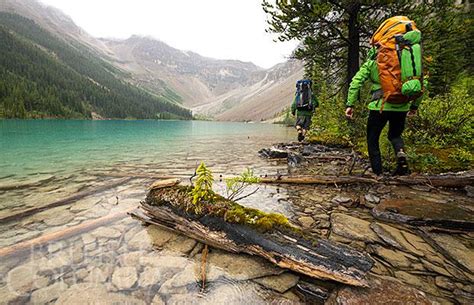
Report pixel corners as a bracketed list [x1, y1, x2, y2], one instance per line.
[0, 207, 134, 258]
[130, 180, 374, 287]
[0, 177, 133, 223]
[372, 199, 474, 231]
[258, 172, 474, 188]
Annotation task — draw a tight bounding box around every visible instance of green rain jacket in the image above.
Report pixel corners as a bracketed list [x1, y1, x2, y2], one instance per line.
[346, 48, 423, 112]
[291, 95, 319, 117]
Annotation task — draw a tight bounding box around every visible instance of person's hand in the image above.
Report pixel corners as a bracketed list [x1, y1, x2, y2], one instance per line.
[345, 107, 354, 119]
[407, 109, 417, 117]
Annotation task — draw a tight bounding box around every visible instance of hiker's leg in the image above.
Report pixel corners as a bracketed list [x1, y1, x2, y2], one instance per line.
[301, 116, 311, 136]
[388, 111, 409, 175]
[367, 110, 388, 175]
[295, 117, 304, 142]
[387, 111, 407, 153]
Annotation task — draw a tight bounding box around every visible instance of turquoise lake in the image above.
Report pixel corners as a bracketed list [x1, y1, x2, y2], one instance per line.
[0, 120, 293, 179]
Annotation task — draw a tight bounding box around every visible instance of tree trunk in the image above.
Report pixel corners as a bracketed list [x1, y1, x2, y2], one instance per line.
[346, 4, 361, 93]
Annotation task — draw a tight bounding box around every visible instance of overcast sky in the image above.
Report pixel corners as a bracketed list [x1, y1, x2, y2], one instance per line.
[39, 0, 299, 68]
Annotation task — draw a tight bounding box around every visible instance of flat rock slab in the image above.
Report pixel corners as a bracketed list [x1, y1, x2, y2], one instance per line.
[428, 233, 474, 272]
[326, 276, 439, 305]
[372, 199, 474, 231]
[331, 213, 379, 242]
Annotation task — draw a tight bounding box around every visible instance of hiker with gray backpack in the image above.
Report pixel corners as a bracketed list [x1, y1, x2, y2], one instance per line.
[345, 16, 426, 176]
[291, 79, 319, 142]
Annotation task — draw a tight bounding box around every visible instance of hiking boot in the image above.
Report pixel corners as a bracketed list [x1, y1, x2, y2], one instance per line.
[393, 151, 410, 176]
[297, 133, 305, 142]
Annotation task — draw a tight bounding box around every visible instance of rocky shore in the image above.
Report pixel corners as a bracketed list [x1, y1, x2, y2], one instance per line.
[0, 142, 472, 304]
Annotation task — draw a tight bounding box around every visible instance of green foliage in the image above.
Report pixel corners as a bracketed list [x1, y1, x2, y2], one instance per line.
[190, 162, 215, 212]
[420, 3, 473, 96]
[225, 168, 260, 201]
[406, 74, 473, 148]
[0, 13, 191, 119]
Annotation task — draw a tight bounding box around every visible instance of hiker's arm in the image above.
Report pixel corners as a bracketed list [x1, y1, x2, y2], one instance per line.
[410, 79, 428, 110]
[346, 60, 372, 107]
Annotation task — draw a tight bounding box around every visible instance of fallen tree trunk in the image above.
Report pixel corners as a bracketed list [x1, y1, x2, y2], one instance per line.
[372, 199, 474, 232]
[259, 175, 378, 185]
[0, 177, 133, 223]
[258, 172, 474, 188]
[0, 207, 134, 258]
[130, 181, 374, 287]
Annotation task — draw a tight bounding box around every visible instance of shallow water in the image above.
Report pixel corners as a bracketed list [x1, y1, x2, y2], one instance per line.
[0, 120, 300, 304]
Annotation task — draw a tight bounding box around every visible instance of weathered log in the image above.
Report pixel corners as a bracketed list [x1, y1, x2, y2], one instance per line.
[259, 175, 378, 185]
[130, 183, 374, 287]
[0, 174, 55, 191]
[92, 172, 184, 180]
[0, 177, 133, 223]
[258, 172, 474, 188]
[372, 199, 474, 231]
[0, 207, 134, 258]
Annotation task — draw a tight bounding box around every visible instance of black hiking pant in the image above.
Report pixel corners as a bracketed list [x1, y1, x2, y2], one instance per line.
[367, 110, 407, 175]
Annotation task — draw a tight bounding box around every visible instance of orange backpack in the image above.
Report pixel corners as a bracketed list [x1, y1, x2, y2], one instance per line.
[371, 16, 424, 110]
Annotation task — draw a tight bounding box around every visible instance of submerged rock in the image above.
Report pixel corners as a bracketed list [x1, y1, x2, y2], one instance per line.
[30, 281, 68, 304]
[69, 197, 101, 212]
[158, 267, 197, 294]
[91, 227, 122, 239]
[84, 267, 108, 283]
[6, 264, 45, 295]
[164, 235, 197, 254]
[112, 267, 138, 290]
[254, 273, 299, 293]
[326, 276, 438, 305]
[55, 283, 145, 305]
[138, 267, 162, 287]
[206, 250, 282, 281]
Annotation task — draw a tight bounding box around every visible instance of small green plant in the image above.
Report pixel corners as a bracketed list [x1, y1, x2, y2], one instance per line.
[225, 168, 260, 201]
[190, 162, 215, 213]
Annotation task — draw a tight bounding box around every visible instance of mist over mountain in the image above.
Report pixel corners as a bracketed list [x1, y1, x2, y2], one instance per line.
[0, 0, 303, 121]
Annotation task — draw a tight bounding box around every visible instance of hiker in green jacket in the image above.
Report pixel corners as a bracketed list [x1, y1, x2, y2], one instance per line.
[291, 80, 319, 142]
[345, 47, 423, 176]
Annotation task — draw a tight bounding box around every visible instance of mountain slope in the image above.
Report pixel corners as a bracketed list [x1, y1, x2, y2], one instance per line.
[0, 0, 114, 57]
[195, 59, 304, 121]
[102, 35, 304, 120]
[102, 36, 265, 108]
[0, 12, 191, 119]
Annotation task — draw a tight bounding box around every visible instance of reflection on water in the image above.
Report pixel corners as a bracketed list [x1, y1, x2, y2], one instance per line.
[0, 120, 300, 304]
